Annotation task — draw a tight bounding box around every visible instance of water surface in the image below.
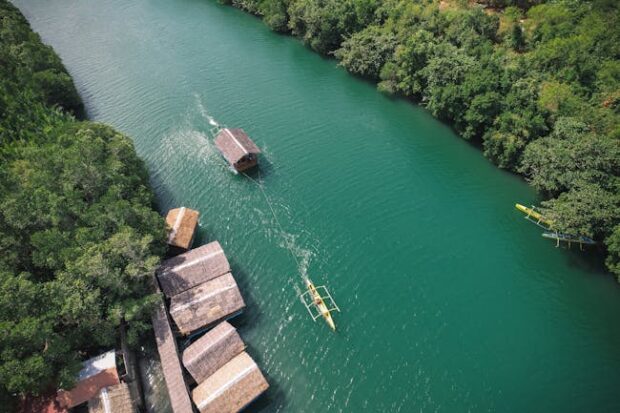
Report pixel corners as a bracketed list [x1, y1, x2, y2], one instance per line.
[15, 0, 620, 411]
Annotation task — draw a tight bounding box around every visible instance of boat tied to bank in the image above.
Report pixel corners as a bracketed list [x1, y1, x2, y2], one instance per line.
[300, 278, 340, 331]
[515, 203, 596, 249]
[515, 203, 552, 230]
[541, 231, 596, 248]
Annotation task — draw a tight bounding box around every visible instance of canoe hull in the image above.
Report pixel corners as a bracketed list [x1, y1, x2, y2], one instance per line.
[305, 279, 336, 331]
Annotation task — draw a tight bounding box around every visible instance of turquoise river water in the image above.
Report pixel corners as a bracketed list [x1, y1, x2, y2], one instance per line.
[14, 0, 620, 411]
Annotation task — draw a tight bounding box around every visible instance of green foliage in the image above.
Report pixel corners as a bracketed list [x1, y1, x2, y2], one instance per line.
[0, 0, 166, 400]
[606, 226, 620, 280]
[227, 0, 620, 276]
[541, 184, 620, 240]
[507, 23, 525, 51]
[520, 118, 619, 196]
[335, 25, 396, 79]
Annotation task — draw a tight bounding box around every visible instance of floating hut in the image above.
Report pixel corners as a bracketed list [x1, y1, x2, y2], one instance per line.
[157, 241, 230, 298]
[56, 351, 120, 409]
[191, 352, 269, 413]
[182, 321, 246, 384]
[214, 128, 261, 172]
[88, 383, 136, 413]
[166, 207, 200, 251]
[152, 298, 194, 413]
[169, 273, 245, 335]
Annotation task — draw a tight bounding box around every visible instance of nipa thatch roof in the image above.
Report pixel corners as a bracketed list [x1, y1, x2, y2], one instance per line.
[157, 241, 230, 298]
[169, 272, 245, 335]
[56, 351, 119, 409]
[151, 297, 194, 413]
[88, 383, 136, 413]
[182, 321, 245, 384]
[191, 352, 269, 413]
[214, 128, 261, 165]
[166, 207, 199, 250]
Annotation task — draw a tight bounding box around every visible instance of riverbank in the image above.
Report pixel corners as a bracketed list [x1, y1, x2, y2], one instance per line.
[0, 1, 166, 408]
[222, 0, 620, 277]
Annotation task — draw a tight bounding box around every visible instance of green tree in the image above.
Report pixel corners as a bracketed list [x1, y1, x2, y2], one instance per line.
[520, 118, 619, 196]
[541, 184, 620, 240]
[606, 225, 620, 279]
[335, 25, 396, 79]
[0, 1, 166, 401]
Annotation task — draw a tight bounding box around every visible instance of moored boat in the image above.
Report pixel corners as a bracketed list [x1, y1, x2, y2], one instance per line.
[516, 203, 597, 249]
[515, 203, 553, 229]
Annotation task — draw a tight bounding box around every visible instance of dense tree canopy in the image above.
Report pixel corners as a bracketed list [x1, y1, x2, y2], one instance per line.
[226, 0, 620, 277]
[0, 0, 166, 404]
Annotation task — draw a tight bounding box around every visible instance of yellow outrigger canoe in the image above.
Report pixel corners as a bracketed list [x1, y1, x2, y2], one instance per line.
[300, 278, 340, 331]
[515, 203, 553, 228]
[515, 203, 596, 248]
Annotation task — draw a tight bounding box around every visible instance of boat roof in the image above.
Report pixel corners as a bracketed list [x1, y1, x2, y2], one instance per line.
[214, 128, 261, 165]
[182, 321, 245, 384]
[169, 272, 245, 334]
[166, 207, 199, 249]
[157, 241, 231, 298]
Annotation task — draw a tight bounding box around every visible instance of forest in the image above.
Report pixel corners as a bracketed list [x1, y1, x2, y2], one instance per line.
[0, 0, 166, 406]
[223, 0, 620, 275]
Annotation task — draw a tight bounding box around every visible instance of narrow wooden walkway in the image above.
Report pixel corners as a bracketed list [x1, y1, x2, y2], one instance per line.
[152, 296, 194, 413]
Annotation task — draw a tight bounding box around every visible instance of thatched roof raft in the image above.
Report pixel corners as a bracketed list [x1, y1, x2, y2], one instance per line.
[191, 352, 269, 413]
[151, 297, 194, 413]
[157, 241, 231, 298]
[166, 207, 199, 250]
[88, 383, 136, 413]
[169, 272, 245, 335]
[214, 128, 261, 171]
[182, 321, 245, 384]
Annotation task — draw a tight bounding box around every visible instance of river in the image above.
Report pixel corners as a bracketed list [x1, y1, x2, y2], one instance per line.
[14, 0, 620, 411]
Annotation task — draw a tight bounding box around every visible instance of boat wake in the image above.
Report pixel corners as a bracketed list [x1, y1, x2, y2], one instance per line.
[194, 92, 220, 127]
[277, 229, 314, 279]
[192, 92, 321, 284]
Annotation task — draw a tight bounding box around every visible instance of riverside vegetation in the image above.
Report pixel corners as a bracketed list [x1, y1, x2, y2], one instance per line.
[0, 0, 619, 407]
[223, 0, 620, 275]
[0, 1, 166, 407]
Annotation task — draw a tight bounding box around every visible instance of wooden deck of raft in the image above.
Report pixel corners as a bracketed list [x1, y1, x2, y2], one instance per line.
[153, 211, 268, 413]
[152, 297, 194, 413]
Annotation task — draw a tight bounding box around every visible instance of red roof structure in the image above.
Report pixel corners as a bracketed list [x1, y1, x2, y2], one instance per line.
[56, 351, 120, 409]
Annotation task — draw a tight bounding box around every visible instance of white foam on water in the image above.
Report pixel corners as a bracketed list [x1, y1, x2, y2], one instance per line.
[276, 229, 314, 278]
[193, 92, 219, 127]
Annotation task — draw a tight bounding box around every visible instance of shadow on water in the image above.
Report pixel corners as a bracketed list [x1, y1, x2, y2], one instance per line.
[243, 157, 276, 184]
[137, 337, 173, 413]
[148, 164, 182, 213]
[228, 261, 263, 329]
[561, 243, 613, 277]
[246, 340, 286, 413]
